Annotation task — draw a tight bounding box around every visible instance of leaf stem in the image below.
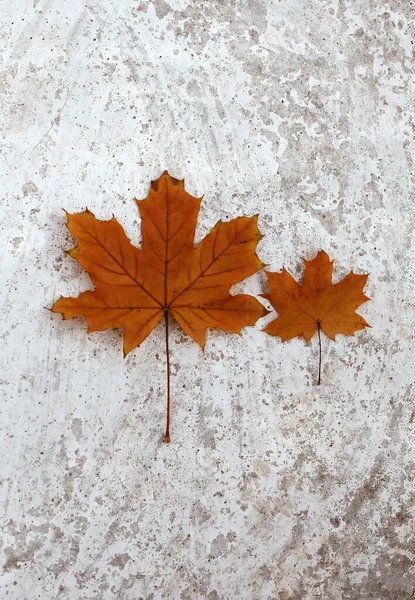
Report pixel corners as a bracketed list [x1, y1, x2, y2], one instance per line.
[317, 323, 322, 386]
[164, 310, 171, 443]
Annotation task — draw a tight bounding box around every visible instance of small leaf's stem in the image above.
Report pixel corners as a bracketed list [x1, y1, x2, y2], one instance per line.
[317, 323, 322, 386]
[164, 310, 171, 443]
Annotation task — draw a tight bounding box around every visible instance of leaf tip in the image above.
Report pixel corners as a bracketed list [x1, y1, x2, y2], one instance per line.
[152, 171, 184, 191]
[66, 246, 79, 258]
[123, 344, 136, 358]
[317, 249, 331, 260]
[196, 336, 206, 352]
[80, 207, 96, 218]
[164, 435, 171, 444]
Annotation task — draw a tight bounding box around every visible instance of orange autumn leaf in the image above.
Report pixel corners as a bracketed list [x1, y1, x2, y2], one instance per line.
[52, 172, 267, 441]
[52, 172, 267, 354]
[262, 250, 370, 343]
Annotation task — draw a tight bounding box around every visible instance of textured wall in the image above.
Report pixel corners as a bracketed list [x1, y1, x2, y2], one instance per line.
[1, 0, 414, 598]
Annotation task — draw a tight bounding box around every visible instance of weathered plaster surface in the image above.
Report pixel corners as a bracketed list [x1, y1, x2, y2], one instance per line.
[1, 0, 414, 598]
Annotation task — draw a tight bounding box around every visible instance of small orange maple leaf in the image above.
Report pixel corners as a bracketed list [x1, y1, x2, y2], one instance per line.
[262, 250, 370, 384]
[52, 171, 267, 441]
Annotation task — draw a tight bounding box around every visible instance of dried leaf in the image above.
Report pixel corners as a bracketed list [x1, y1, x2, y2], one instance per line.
[262, 250, 370, 383]
[52, 171, 267, 440]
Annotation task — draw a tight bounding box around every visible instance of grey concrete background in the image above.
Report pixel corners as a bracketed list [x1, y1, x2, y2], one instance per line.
[1, 0, 414, 598]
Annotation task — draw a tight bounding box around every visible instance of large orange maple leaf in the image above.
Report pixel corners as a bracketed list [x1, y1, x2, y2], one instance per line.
[52, 171, 267, 440]
[262, 250, 370, 383]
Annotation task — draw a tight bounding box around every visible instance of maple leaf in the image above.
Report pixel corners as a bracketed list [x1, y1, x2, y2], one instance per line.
[52, 171, 267, 441]
[262, 250, 370, 384]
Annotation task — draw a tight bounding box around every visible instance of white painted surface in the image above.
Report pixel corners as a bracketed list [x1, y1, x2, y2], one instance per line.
[1, 1, 414, 598]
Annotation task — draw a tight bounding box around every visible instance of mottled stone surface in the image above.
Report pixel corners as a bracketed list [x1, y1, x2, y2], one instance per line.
[1, 1, 414, 598]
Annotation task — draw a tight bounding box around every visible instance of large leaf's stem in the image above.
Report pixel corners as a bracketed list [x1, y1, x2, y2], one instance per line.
[164, 310, 171, 443]
[317, 323, 322, 386]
